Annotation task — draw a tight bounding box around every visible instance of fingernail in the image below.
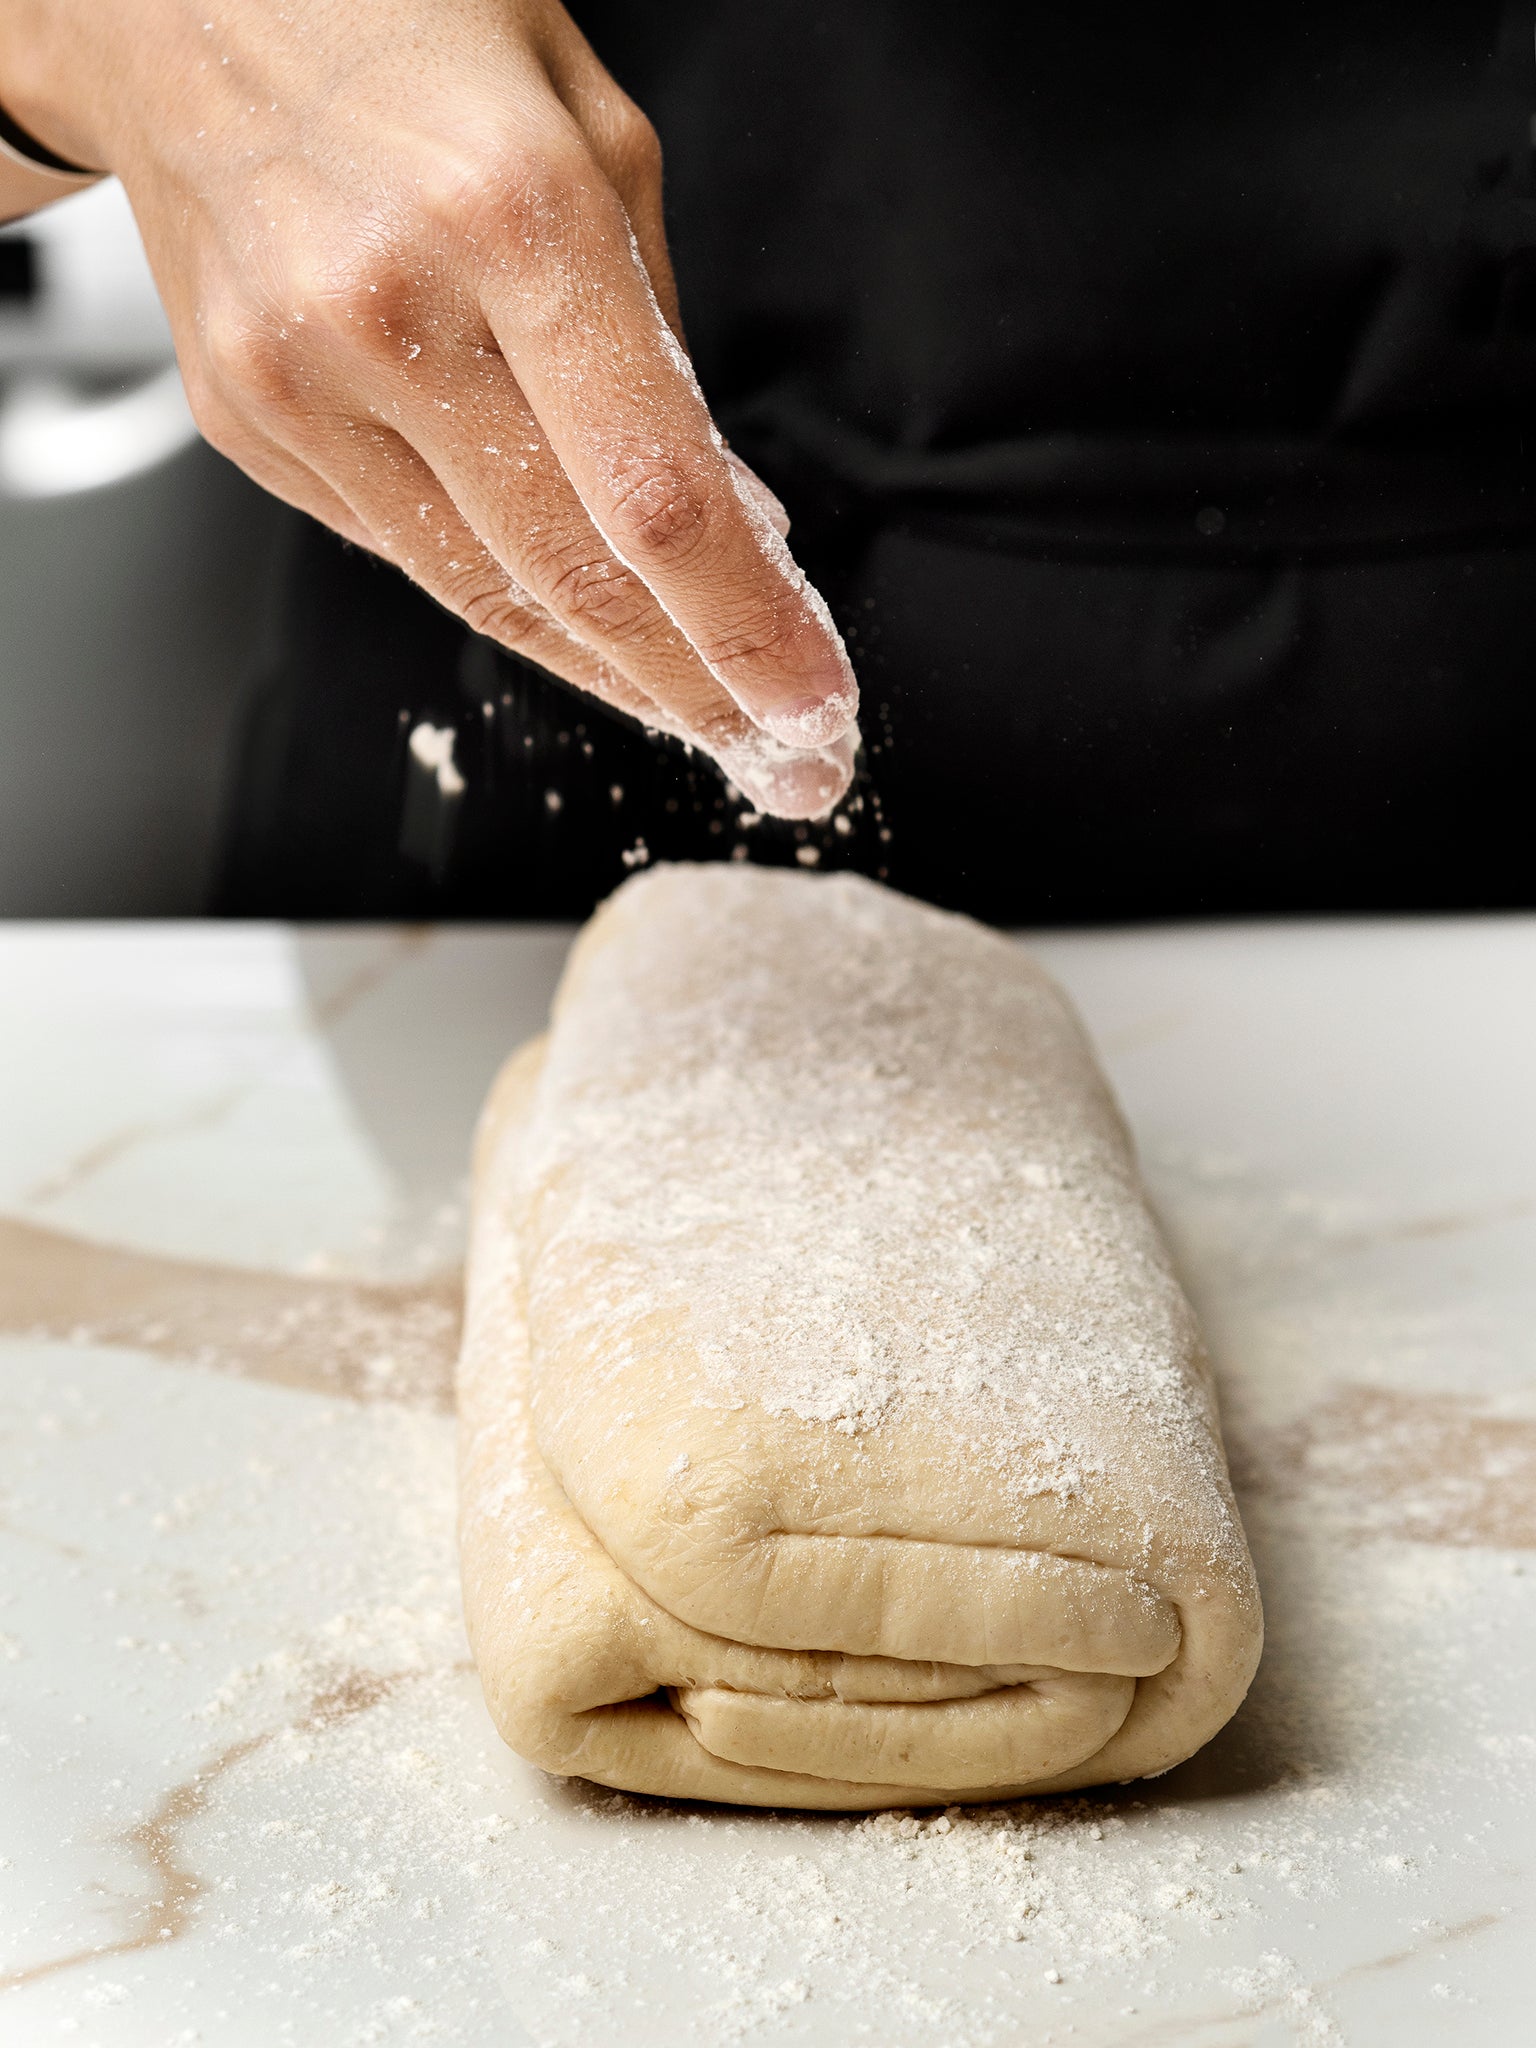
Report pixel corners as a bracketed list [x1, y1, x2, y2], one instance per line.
[762, 684, 859, 751]
[723, 729, 858, 823]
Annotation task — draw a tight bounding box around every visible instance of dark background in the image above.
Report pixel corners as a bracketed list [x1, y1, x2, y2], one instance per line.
[8, 6, 1536, 922]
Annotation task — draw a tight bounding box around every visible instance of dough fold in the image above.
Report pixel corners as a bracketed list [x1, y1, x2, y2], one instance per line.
[459, 865, 1261, 1808]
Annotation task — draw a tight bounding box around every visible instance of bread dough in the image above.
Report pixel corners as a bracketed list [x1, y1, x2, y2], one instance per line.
[459, 865, 1261, 1808]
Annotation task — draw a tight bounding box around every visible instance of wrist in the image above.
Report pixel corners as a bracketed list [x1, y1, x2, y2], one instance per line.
[0, 2, 111, 188]
[0, 116, 101, 223]
[0, 96, 105, 222]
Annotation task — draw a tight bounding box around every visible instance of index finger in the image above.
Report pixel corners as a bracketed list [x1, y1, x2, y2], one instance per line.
[476, 136, 859, 752]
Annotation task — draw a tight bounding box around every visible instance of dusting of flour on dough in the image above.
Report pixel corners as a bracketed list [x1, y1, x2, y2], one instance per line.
[512, 865, 1235, 1534]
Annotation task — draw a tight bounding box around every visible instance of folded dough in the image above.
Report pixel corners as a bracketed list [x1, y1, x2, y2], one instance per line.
[459, 865, 1261, 1808]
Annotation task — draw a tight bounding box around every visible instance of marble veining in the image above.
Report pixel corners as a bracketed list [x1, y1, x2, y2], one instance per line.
[0, 917, 1532, 2046]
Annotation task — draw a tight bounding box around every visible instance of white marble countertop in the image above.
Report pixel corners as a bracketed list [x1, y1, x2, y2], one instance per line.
[1, 913, 1533, 2047]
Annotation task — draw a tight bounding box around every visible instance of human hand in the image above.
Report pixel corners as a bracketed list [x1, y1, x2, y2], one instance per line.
[0, 0, 858, 817]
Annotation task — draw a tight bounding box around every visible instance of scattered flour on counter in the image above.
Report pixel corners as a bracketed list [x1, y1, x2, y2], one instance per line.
[23, 1341, 1530, 2048]
[14, 896, 1533, 2045]
[147, 1414, 1517, 2047]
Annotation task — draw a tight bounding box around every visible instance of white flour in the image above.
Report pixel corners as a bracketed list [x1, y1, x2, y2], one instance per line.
[513, 867, 1235, 1545]
[141, 1412, 1522, 2048]
[8, 904, 1533, 2043]
[8, 1207, 1531, 2045]
[407, 723, 465, 798]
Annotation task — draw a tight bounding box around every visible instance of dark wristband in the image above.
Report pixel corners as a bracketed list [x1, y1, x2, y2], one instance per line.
[0, 99, 100, 177]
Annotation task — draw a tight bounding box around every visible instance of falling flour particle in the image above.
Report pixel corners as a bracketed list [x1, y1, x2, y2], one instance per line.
[407, 723, 465, 798]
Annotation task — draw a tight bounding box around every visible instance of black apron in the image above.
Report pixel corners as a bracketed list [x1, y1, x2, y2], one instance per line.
[216, 2, 1536, 920]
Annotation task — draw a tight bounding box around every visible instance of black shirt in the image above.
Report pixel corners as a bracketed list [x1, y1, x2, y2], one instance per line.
[217, 4, 1536, 920]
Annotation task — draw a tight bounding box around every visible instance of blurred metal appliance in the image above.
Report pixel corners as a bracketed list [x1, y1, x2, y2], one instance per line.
[0, 182, 282, 914]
